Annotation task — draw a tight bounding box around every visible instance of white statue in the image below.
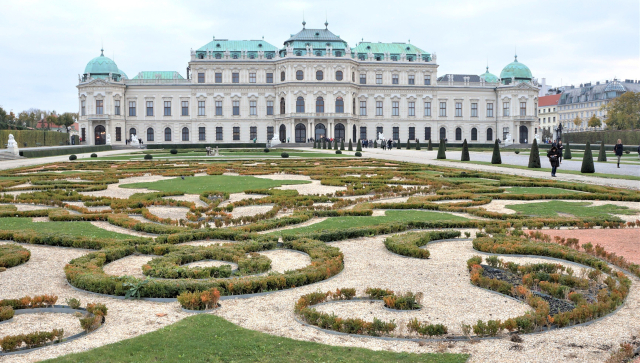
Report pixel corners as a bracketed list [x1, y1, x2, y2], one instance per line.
[504, 133, 513, 147]
[270, 136, 281, 147]
[213, 146, 219, 156]
[130, 134, 139, 146]
[378, 132, 385, 142]
[6, 134, 19, 156]
[106, 134, 112, 145]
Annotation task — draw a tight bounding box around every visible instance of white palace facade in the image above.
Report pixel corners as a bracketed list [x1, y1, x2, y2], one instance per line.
[77, 23, 539, 146]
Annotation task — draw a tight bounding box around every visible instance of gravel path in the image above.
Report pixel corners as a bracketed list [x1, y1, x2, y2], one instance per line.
[257, 250, 311, 273]
[0, 313, 84, 340]
[162, 194, 208, 208]
[219, 193, 269, 207]
[147, 206, 190, 221]
[102, 255, 154, 279]
[230, 205, 275, 219]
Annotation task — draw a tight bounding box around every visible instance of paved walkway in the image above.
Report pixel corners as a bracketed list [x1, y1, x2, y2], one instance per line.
[0, 149, 138, 171]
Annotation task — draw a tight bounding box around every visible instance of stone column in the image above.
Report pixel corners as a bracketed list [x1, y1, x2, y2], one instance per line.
[309, 120, 314, 141]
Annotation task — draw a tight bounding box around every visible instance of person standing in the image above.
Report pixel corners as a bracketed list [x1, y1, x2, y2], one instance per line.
[547, 145, 560, 177]
[557, 140, 564, 164]
[613, 139, 624, 168]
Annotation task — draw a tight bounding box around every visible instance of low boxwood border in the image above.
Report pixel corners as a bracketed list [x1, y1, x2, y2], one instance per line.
[0, 243, 30, 270]
[384, 230, 461, 258]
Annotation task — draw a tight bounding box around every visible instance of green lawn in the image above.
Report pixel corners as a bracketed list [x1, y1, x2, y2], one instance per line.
[44, 315, 467, 363]
[504, 187, 583, 195]
[121, 174, 311, 194]
[506, 200, 638, 218]
[0, 217, 135, 240]
[275, 210, 469, 236]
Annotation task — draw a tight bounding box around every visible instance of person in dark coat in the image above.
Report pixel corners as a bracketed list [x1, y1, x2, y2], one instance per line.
[557, 140, 564, 164]
[387, 139, 392, 150]
[547, 145, 560, 177]
[613, 139, 624, 168]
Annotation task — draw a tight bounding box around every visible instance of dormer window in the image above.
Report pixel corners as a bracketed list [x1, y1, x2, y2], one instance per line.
[198, 54, 204, 59]
[375, 56, 381, 61]
[215, 53, 221, 59]
[359, 54, 365, 60]
[315, 51, 322, 56]
[258, 44, 262, 48]
[296, 51, 302, 56]
[366, 46, 371, 50]
[326, 43, 330, 46]
[232, 54, 238, 59]
[406, 46, 411, 51]
[249, 54, 255, 59]
[266, 53, 273, 59]
[335, 51, 342, 57]
[216, 43, 220, 47]
[315, 32, 319, 36]
[391, 55, 397, 61]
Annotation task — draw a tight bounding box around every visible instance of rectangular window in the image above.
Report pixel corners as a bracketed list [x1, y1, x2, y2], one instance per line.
[471, 103, 478, 117]
[360, 101, 367, 116]
[424, 127, 431, 140]
[198, 101, 205, 116]
[503, 102, 510, 116]
[164, 101, 171, 116]
[520, 102, 526, 116]
[424, 75, 431, 85]
[115, 127, 121, 141]
[408, 75, 415, 85]
[233, 126, 240, 140]
[114, 100, 120, 115]
[81, 100, 86, 116]
[249, 72, 256, 83]
[487, 103, 494, 117]
[182, 101, 189, 116]
[266, 73, 273, 83]
[424, 102, 431, 116]
[376, 74, 382, 84]
[409, 126, 415, 140]
[360, 74, 366, 84]
[408, 102, 415, 116]
[216, 127, 223, 140]
[455, 102, 462, 117]
[215, 101, 222, 116]
[360, 126, 367, 140]
[215, 73, 222, 83]
[376, 126, 383, 139]
[250, 126, 257, 140]
[376, 101, 383, 116]
[198, 127, 206, 141]
[503, 127, 509, 141]
[81, 128, 86, 141]
[96, 100, 103, 115]
[233, 101, 240, 115]
[392, 126, 399, 140]
[392, 74, 399, 84]
[266, 101, 273, 115]
[232, 72, 239, 83]
[392, 101, 399, 116]
[439, 102, 446, 117]
[128, 101, 135, 116]
[146, 101, 153, 116]
[250, 101, 257, 115]
[267, 126, 274, 140]
[198, 72, 205, 83]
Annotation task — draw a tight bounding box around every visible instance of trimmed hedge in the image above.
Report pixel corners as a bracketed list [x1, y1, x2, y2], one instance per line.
[20, 145, 112, 158]
[384, 230, 461, 258]
[0, 243, 31, 270]
[147, 143, 267, 149]
[1, 130, 69, 148]
[564, 130, 640, 145]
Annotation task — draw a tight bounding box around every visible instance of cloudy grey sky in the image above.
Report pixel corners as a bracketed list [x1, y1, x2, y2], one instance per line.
[0, 0, 638, 114]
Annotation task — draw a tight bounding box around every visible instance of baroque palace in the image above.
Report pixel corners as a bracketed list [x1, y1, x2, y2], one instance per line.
[77, 22, 539, 146]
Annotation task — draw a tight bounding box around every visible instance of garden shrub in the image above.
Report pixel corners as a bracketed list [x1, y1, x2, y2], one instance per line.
[461, 139, 470, 161]
[170, 149, 178, 154]
[0, 306, 14, 322]
[69, 154, 77, 160]
[355, 152, 362, 157]
[281, 152, 289, 158]
[427, 138, 433, 151]
[383, 291, 422, 310]
[581, 142, 595, 173]
[90, 153, 97, 158]
[491, 140, 501, 164]
[335, 150, 342, 154]
[437, 139, 446, 159]
[407, 319, 448, 336]
[65, 297, 81, 309]
[564, 143, 572, 159]
[597, 140, 607, 162]
[263, 148, 270, 153]
[0, 329, 64, 352]
[0, 243, 30, 269]
[356, 140, 362, 152]
[528, 139, 541, 168]
[177, 288, 221, 310]
[384, 230, 460, 258]
[515, 150, 520, 154]
[144, 154, 153, 160]
[348, 139, 353, 151]
[365, 287, 394, 299]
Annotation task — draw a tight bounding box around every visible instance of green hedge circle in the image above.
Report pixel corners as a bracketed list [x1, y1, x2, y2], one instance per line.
[0, 243, 31, 271]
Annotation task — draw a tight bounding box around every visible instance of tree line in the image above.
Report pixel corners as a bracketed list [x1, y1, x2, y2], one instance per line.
[0, 107, 78, 132]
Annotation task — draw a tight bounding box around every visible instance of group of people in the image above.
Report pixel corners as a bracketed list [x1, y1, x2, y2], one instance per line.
[546, 139, 631, 177]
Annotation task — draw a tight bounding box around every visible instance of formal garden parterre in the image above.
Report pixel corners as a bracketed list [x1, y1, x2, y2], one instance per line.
[0, 155, 639, 362]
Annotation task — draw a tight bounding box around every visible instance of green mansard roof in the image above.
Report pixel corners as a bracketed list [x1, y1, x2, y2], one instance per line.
[352, 42, 428, 55]
[197, 39, 278, 53]
[132, 71, 184, 80]
[285, 28, 347, 44]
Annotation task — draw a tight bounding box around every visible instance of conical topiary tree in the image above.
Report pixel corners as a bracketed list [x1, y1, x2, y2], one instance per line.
[348, 139, 353, 151]
[334, 139, 339, 150]
[597, 140, 607, 162]
[340, 139, 345, 150]
[564, 143, 572, 159]
[491, 139, 502, 164]
[356, 139, 362, 152]
[406, 139, 411, 150]
[374, 140, 378, 148]
[581, 141, 595, 173]
[416, 140, 421, 150]
[428, 139, 433, 151]
[461, 139, 470, 161]
[322, 138, 327, 149]
[437, 139, 446, 159]
[528, 139, 541, 168]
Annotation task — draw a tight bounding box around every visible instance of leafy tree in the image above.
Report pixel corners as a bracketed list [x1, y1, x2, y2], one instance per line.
[348, 139, 353, 151]
[58, 113, 76, 133]
[461, 139, 470, 161]
[427, 138, 433, 151]
[528, 139, 541, 168]
[45, 114, 58, 130]
[491, 140, 502, 164]
[573, 116, 582, 127]
[436, 139, 446, 159]
[541, 128, 553, 142]
[581, 142, 595, 173]
[597, 140, 607, 162]
[601, 91, 640, 130]
[564, 143, 572, 159]
[587, 115, 602, 128]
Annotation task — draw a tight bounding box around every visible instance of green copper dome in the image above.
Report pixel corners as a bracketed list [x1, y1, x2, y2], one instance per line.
[500, 55, 532, 84]
[479, 66, 498, 83]
[84, 49, 120, 76]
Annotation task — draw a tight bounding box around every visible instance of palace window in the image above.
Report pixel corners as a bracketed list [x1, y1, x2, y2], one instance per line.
[360, 74, 366, 84]
[215, 72, 222, 83]
[280, 98, 285, 114]
[471, 127, 477, 141]
[487, 103, 494, 117]
[250, 126, 257, 140]
[182, 127, 189, 141]
[232, 72, 239, 83]
[360, 101, 367, 116]
[316, 97, 324, 113]
[199, 127, 206, 141]
[336, 70, 343, 81]
[520, 102, 527, 116]
[249, 73, 256, 83]
[266, 73, 273, 83]
[216, 126, 223, 140]
[406, 101, 415, 116]
[376, 101, 383, 116]
[250, 101, 257, 115]
[424, 127, 431, 140]
[233, 101, 240, 115]
[233, 126, 240, 140]
[115, 127, 121, 141]
[360, 126, 367, 140]
[164, 127, 171, 141]
[424, 75, 431, 85]
[266, 101, 273, 115]
[198, 101, 205, 116]
[439, 102, 446, 117]
[280, 71, 285, 81]
[503, 102, 510, 116]
[487, 128, 493, 141]
[96, 100, 103, 115]
[296, 70, 303, 80]
[455, 127, 462, 140]
[335, 97, 344, 113]
[81, 100, 86, 116]
[471, 103, 478, 117]
[503, 127, 509, 141]
[146, 101, 153, 116]
[376, 126, 383, 139]
[147, 128, 154, 141]
[296, 97, 305, 113]
[114, 100, 120, 115]
[198, 72, 205, 83]
[424, 102, 431, 116]
[409, 126, 415, 140]
[408, 75, 415, 85]
[440, 127, 446, 140]
[455, 102, 462, 117]
[128, 101, 135, 116]
[164, 101, 171, 116]
[376, 74, 382, 84]
[392, 101, 399, 116]
[182, 101, 189, 116]
[81, 128, 86, 141]
[215, 101, 222, 116]
[352, 72, 355, 82]
[393, 127, 399, 140]
[392, 74, 399, 84]
[316, 70, 323, 80]
[267, 126, 274, 140]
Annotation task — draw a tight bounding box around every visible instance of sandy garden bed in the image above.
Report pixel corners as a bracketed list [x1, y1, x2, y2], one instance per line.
[147, 206, 190, 221]
[0, 313, 84, 340]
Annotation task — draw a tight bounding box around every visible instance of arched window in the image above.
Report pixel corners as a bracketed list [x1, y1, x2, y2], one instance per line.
[279, 124, 286, 142]
[129, 128, 136, 138]
[487, 128, 493, 141]
[439, 127, 446, 141]
[335, 51, 342, 57]
[335, 97, 344, 113]
[316, 70, 323, 80]
[315, 51, 322, 57]
[455, 127, 462, 141]
[147, 128, 154, 142]
[335, 70, 343, 81]
[471, 128, 477, 141]
[215, 53, 221, 59]
[280, 98, 286, 114]
[94, 125, 106, 145]
[334, 123, 345, 141]
[315, 123, 326, 139]
[352, 72, 355, 82]
[296, 70, 303, 80]
[232, 54, 238, 59]
[296, 97, 305, 113]
[280, 71, 285, 81]
[295, 123, 306, 143]
[164, 127, 172, 141]
[182, 127, 189, 141]
[198, 54, 204, 59]
[316, 97, 324, 113]
[295, 51, 302, 56]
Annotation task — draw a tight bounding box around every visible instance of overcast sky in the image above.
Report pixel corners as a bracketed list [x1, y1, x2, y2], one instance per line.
[1, 0, 638, 114]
